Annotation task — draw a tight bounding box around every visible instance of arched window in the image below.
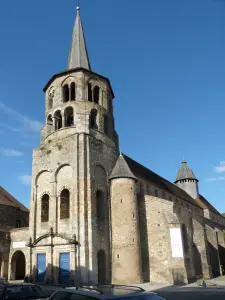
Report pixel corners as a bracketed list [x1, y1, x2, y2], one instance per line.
[96, 190, 104, 223]
[47, 114, 53, 134]
[90, 109, 98, 129]
[70, 82, 76, 101]
[181, 224, 189, 255]
[93, 86, 100, 104]
[104, 115, 109, 134]
[88, 83, 92, 102]
[48, 91, 54, 110]
[63, 84, 69, 102]
[54, 110, 62, 130]
[60, 189, 70, 219]
[64, 106, 74, 127]
[41, 194, 49, 222]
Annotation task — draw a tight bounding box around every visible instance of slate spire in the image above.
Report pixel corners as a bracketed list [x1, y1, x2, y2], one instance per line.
[67, 6, 91, 70]
[109, 153, 137, 181]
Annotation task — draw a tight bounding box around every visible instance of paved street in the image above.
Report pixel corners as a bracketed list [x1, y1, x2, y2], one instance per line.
[157, 288, 225, 300]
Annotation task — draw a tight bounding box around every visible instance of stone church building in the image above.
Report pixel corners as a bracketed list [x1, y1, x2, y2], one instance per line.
[2, 6, 225, 285]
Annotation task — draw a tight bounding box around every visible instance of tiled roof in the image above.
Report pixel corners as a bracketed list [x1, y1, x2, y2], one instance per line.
[0, 186, 29, 212]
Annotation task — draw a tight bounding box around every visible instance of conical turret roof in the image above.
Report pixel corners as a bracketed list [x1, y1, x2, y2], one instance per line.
[175, 160, 198, 183]
[109, 153, 137, 181]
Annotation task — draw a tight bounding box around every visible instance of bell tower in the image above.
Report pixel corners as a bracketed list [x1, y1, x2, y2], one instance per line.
[29, 6, 119, 285]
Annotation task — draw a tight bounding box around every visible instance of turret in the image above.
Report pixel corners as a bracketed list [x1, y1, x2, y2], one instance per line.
[109, 154, 142, 283]
[175, 160, 199, 199]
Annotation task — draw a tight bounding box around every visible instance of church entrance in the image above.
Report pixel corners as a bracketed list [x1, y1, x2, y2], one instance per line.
[11, 251, 26, 280]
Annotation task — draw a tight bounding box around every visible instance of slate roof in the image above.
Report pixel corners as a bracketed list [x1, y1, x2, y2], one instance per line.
[195, 194, 220, 215]
[0, 186, 29, 212]
[109, 153, 137, 180]
[68, 7, 91, 70]
[175, 160, 198, 183]
[122, 154, 199, 206]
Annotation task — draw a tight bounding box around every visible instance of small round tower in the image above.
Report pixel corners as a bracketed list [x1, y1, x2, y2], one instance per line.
[174, 160, 199, 199]
[109, 154, 142, 284]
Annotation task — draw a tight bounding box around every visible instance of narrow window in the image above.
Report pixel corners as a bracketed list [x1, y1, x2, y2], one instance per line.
[16, 220, 22, 228]
[93, 86, 100, 104]
[54, 110, 62, 130]
[48, 90, 54, 110]
[88, 83, 92, 102]
[60, 189, 70, 219]
[104, 115, 109, 134]
[63, 84, 69, 102]
[41, 194, 49, 222]
[90, 109, 98, 129]
[70, 82, 76, 101]
[47, 114, 53, 134]
[181, 224, 189, 255]
[64, 107, 74, 127]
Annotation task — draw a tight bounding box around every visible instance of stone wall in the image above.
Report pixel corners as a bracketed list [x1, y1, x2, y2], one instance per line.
[0, 204, 29, 230]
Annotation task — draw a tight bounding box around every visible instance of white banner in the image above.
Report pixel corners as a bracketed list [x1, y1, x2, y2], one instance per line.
[12, 241, 26, 249]
[169, 228, 184, 258]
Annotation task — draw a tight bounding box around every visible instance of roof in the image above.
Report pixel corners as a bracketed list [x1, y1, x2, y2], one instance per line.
[43, 67, 114, 98]
[122, 154, 199, 206]
[195, 194, 221, 215]
[175, 160, 198, 183]
[109, 153, 137, 181]
[0, 186, 29, 212]
[67, 7, 91, 70]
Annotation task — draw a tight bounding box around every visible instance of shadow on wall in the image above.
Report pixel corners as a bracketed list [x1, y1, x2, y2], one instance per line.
[207, 242, 220, 278]
[218, 244, 225, 275]
[27, 264, 98, 287]
[137, 190, 150, 282]
[192, 243, 203, 278]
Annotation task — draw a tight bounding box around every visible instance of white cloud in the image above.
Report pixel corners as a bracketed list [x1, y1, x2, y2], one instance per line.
[19, 175, 32, 186]
[0, 102, 42, 133]
[206, 176, 225, 181]
[0, 148, 23, 157]
[215, 161, 225, 173]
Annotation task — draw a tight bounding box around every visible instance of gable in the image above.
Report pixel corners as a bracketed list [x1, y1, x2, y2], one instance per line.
[0, 186, 29, 212]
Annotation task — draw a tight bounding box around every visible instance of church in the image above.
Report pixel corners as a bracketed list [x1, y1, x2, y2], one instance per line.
[2, 5, 225, 285]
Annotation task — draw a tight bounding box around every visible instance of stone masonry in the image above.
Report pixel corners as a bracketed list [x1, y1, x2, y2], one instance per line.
[3, 5, 225, 285]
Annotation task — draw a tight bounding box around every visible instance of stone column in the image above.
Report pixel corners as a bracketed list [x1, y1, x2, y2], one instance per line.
[49, 181, 57, 233]
[69, 244, 76, 285]
[29, 186, 37, 241]
[192, 218, 212, 279]
[62, 112, 65, 128]
[52, 117, 56, 131]
[78, 133, 89, 284]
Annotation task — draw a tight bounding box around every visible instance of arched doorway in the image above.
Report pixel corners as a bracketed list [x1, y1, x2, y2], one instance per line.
[11, 251, 26, 280]
[97, 249, 106, 284]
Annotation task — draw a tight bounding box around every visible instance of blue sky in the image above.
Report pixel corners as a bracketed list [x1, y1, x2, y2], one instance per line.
[1, 0, 225, 212]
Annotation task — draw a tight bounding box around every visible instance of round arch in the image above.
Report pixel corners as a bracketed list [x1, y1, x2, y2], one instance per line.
[54, 164, 71, 182]
[11, 251, 26, 280]
[35, 170, 50, 186]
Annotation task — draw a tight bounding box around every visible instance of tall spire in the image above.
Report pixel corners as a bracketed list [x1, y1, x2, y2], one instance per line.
[68, 6, 91, 70]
